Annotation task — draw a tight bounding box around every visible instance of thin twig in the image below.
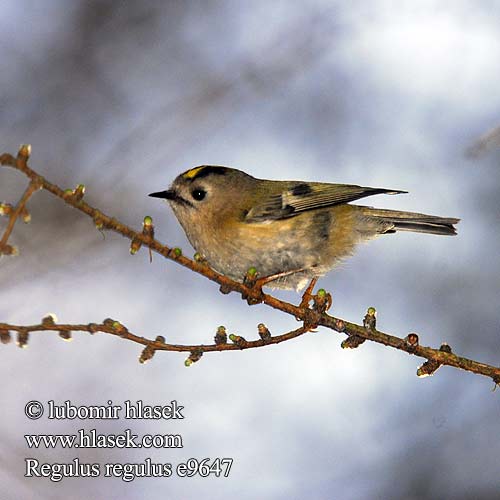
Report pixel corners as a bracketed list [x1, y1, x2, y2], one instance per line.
[0, 179, 39, 250]
[0, 322, 309, 352]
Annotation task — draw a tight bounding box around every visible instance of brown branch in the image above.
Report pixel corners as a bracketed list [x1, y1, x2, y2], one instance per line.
[0, 151, 40, 254]
[1, 146, 499, 384]
[0, 321, 308, 353]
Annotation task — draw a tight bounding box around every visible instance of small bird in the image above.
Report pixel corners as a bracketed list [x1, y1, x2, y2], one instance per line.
[149, 166, 459, 290]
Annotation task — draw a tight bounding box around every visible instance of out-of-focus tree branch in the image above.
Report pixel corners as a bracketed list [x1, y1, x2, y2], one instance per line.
[466, 124, 500, 158]
[1, 146, 499, 383]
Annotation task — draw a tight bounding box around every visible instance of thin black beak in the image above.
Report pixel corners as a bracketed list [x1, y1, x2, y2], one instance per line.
[148, 189, 176, 200]
[148, 189, 193, 207]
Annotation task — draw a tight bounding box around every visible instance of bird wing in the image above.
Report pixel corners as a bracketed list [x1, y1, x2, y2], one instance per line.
[245, 182, 407, 222]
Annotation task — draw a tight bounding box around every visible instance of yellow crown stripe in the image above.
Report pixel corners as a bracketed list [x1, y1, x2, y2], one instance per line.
[183, 166, 206, 179]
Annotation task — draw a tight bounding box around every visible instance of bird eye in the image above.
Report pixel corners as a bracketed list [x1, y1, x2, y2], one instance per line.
[191, 188, 206, 201]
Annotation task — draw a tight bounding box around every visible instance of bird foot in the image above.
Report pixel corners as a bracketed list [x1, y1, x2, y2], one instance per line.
[298, 277, 318, 309]
[242, 267, 308, 305]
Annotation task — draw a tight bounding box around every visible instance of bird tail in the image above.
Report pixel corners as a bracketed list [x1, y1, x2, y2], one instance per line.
[361, 207, 460, 236]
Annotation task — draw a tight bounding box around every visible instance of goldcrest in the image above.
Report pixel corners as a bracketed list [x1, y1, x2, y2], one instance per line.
[149, 166, 459, 290]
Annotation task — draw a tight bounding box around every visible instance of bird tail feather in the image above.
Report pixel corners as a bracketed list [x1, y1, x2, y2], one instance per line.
[362, 207, 460, 236]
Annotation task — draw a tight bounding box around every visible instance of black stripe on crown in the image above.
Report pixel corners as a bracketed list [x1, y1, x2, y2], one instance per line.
[183, 165, 229, 181]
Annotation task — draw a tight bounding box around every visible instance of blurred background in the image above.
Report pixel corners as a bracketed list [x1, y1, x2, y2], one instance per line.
[1, 1, 499, 499]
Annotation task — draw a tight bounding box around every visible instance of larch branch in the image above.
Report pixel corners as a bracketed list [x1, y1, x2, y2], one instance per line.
[1, 147, 499, 383]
